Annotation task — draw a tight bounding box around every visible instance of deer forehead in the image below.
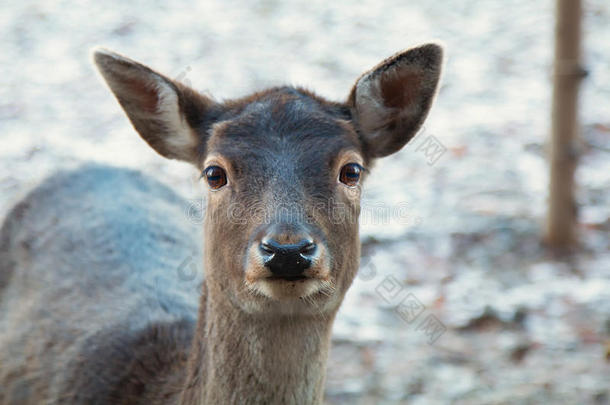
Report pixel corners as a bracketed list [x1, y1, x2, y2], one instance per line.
[204, 88, 363, 178]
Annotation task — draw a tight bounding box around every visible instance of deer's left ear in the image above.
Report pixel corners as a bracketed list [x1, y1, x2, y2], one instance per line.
[348, 44, 443, 158]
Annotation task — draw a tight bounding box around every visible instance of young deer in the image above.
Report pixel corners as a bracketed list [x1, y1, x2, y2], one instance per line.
[0, 44, 442, 404]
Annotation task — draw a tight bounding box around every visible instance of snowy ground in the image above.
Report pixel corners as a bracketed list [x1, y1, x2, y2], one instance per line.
[1, 0, 609, 403]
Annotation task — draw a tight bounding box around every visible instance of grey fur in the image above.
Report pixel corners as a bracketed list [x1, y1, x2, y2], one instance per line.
[0, 164, 202, 403]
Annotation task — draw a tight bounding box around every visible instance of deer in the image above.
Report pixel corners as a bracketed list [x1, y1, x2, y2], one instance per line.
[0, 43, 442, 404]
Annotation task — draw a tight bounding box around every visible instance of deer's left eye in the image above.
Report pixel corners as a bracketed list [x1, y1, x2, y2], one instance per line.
[339, 163, 363, 187]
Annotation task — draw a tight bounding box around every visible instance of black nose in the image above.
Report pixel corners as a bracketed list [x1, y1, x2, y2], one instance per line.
[260, 238, 316, 279]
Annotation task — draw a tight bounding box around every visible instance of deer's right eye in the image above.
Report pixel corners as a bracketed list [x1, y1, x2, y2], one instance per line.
[204, 166, 227, 190]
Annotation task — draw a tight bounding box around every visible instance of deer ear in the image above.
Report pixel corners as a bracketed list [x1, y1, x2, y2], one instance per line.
[93, 48, 220, 163]
[348, 44, 443, 158]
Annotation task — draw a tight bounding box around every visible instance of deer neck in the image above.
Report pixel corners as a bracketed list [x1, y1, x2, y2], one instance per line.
[179, 280, 336, 405]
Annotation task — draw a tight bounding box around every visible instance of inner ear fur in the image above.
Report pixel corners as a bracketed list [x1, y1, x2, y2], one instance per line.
[93, 48, 221, 163]
[348, 43, 443, 158]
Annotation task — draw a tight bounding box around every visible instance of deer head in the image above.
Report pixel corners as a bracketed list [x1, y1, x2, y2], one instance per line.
[93, 44, 442, 317]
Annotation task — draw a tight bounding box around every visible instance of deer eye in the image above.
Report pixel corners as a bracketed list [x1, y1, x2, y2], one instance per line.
[203, 166, 227, 189]
[339, 163, 363, 187]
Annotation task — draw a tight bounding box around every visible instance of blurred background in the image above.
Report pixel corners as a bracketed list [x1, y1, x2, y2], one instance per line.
[1, 0, 608, 403]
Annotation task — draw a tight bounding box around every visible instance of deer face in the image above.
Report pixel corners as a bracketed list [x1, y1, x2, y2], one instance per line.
[94, 45, 442, 315]
[202, 90, 365, 313]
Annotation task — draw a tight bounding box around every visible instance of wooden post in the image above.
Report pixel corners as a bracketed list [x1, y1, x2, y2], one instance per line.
[546, 0, 585, 249]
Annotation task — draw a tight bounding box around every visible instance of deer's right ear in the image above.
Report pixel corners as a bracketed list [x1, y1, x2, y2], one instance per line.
[93, 48, 221, 163]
